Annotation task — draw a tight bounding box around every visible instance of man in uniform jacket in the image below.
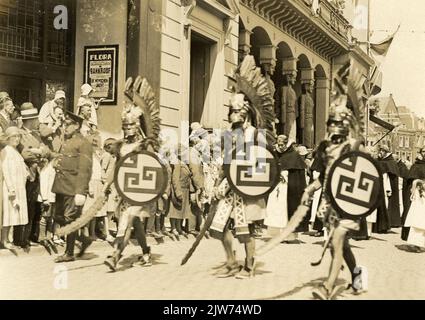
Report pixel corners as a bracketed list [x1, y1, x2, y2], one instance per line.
[52, 111, 93, 263]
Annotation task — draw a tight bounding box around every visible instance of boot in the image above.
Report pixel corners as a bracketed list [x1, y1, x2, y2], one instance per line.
[77, 235, 93, 258]
[65, 232, 77, 257]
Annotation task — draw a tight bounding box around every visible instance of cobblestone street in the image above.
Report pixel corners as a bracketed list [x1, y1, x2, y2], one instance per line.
[1, 229, 424, 300]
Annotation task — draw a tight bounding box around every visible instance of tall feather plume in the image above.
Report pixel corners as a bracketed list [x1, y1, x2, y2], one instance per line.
[332, 61, 366, 143]
[125, 76, 162, 151]
[233, 55, 277, 144]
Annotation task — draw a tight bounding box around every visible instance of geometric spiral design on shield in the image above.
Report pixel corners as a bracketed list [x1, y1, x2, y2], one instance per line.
[114, 151, 168, 205]
[329, 152, 381, 218]
[225, 144, 280, 199]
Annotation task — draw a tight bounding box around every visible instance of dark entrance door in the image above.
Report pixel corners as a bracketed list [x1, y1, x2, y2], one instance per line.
[189, 33, 213, 124]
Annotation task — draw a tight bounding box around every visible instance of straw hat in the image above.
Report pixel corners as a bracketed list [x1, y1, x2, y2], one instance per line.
[20, 102, 39, 120]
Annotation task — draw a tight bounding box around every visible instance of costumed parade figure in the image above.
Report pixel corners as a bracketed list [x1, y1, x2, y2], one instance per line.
[54, 76, 162, 270]
[207, 55, 276, 279]
[256, 63, 369, 299]
[103, 77, 162, 271]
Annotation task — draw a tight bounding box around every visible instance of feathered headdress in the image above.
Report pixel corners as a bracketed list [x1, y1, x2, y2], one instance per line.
[124, 76, 161, 151]
[230, 55, 277, 144]
[330, 61, 366, 145]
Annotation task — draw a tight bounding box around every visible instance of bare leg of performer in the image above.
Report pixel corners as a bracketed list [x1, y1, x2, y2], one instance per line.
[104, 213, 133, 271]
[324, 227, 346, 293]
[216, 229, 239, 278]
[236, 239, 256, 279]
[132, 217, 152, 266]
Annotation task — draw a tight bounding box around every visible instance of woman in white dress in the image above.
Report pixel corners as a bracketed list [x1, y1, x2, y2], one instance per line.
[404, 179, 425, 252]
[0, 127, 29, 249]
[402, 148, 425, 252]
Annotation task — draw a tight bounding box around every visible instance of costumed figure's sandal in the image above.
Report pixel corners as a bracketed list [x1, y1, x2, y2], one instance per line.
[104, 254, 122, 272]
[235, 258, 256, 280]
[215, 263, 240, 278]
[312, 284, 332, 300]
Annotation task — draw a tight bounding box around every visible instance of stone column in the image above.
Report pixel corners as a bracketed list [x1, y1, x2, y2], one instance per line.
[280, 57, 298, 140]
[315, 77, 330, 143]
[300, 68, 315, 147]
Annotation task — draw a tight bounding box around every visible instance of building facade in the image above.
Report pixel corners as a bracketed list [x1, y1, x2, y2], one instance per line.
[369, 94, 425, 163]
[0, 0, 373, 144]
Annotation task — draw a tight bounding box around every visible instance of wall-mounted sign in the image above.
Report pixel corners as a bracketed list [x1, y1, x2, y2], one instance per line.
[83, 45, 119, 105]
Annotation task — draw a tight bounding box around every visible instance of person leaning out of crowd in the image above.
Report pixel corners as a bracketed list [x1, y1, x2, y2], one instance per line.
[78, 99, 97, 137]
[39, 90, 66, 125]
[76, 84, 99, 127]
[39, 105, 65, 153]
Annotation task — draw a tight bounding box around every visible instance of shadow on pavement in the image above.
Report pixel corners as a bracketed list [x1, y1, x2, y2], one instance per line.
[395, 244, 425, 253]
[257, 277, 348, 300]
[369, 236, 387, 242]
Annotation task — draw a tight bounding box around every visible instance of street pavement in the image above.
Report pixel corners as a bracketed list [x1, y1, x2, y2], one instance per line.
[0, 229, 424, 300]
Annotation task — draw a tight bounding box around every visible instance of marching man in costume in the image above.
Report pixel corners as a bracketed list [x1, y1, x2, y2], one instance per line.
[54, 76, 163, 271]
[305, 104, 367, 299]
[256, 63, 372, 299]
[209, 55, 276, 279]
[103, 77, 163, 271]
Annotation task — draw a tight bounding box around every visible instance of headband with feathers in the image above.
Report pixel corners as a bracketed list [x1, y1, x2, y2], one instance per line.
[230, 55, 277, 144]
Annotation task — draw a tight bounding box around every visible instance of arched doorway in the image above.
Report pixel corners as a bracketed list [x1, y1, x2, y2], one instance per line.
[250, 26, 273, 66]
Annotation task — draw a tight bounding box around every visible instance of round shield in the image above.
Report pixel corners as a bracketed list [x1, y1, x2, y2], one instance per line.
[114, 150, 168, 206]
[224, 144, 280, 199]
[327, 151, 382, 220]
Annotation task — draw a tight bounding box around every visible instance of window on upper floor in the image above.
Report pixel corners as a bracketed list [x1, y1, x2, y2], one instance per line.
[0, 0, 73, 66]
[405, 136, 410, 148]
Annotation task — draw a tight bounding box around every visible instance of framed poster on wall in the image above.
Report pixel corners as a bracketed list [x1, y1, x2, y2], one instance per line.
[83, 45, 119, 105]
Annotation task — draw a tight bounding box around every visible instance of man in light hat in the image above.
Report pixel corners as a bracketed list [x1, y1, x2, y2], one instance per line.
[0, 92, 16, 134]
[39, 90, 66, 124]
[52, 111, 93, 263]
[76, 84, 98, 127]
[13, 103, 50, 249]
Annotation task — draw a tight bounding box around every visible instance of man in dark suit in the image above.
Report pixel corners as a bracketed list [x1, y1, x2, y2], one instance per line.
[53, 112, 93, 263]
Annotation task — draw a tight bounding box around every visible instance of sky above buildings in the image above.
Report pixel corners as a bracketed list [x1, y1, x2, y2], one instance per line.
[370, 0, 425, 118]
